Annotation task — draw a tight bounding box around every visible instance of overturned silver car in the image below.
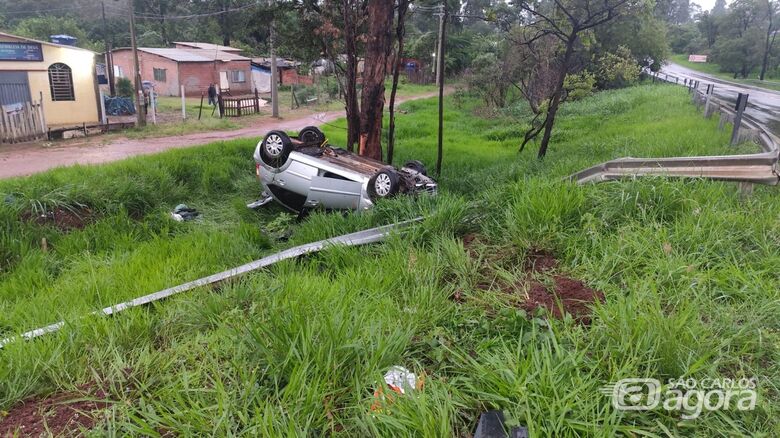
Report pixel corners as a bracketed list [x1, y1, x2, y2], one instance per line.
[253, 127, 437, 213]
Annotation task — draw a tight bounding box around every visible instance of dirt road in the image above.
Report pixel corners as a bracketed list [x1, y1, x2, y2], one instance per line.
[0, 91, 441, 179]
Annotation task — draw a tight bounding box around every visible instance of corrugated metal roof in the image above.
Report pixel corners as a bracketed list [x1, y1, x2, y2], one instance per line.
[138, 48, 212, 62]
[252, 57, 301, 68]
[125, 47, 250, 62]
[174, 42, 242, 52]
[182, 49, 249, 62]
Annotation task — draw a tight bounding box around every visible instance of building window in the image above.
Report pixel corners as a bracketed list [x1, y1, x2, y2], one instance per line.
[48, 63, 75, 101]
[230, 70, 246, 83]
[114, 65, 124, 78]
[153, 68, 167, 82]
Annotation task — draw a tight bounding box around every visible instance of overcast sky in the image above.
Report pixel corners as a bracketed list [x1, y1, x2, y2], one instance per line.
[695, 0, 728, 15]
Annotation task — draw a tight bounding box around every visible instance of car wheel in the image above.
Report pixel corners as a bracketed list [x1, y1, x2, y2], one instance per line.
[260, 131, 293, 167]
[299, 126, 326, 145]
[403, 160, 428, 176]
[368, 169, 400, 200]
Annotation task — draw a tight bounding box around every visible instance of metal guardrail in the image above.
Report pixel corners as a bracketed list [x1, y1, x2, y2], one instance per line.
[0, 217, 423, 349]
[570, 72, 780, 185]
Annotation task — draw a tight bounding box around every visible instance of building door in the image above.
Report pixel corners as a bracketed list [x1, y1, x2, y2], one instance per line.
[0, 72, 32, 110]
[219, 71, 229, 92]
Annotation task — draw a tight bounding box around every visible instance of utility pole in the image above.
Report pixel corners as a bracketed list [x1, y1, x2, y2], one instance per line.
[435, 2, 447, 176]
[128, 0, 146, 127]
[270, 19, 279, 118]
[435, 3, 446, 88]
[102, 1, 116, 96]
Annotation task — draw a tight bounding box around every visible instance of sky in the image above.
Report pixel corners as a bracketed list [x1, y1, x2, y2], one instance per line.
[695, 0, 729, 14]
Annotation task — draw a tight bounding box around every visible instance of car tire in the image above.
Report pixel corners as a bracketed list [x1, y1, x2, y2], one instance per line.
[403, 160, 428, 176]
[368, 169, 400, 201]
[299, 126, 326, 145]
[260, 131, 293, 168]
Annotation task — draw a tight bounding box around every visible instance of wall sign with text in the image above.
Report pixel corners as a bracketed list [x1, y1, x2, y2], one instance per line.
[0, 42, 44, 62]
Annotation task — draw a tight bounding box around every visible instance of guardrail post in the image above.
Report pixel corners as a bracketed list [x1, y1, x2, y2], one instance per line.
[730, 93, 749, 145]
[738, 181, 754, 198]
[718, 111, 729, 131]
[704, 84, 714, 118]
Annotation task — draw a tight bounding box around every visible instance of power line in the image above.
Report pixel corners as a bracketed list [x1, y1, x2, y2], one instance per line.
[130, 2, 262, 20]
[1, 2, 260, 20]
[1, 4, 128, 16]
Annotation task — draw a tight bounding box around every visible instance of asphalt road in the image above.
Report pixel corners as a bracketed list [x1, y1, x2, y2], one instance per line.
[660, 62, 780, 135]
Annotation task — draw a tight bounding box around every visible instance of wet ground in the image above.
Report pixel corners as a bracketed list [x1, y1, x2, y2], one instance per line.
[661, 63, 780, 135]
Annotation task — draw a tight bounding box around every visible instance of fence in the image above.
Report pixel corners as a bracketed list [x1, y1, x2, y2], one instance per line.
[406, 70, 434, 85]
[0, 96, 46, 144]
[218, 91, 264, 117]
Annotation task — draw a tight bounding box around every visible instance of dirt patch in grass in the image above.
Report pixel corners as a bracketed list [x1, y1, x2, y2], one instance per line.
[0, 384, 109, 437]
[22, 207, 93, 231]
[462, 236, 604, 324]
[523, 248, 559, 273]
[521, 276, 604, 325]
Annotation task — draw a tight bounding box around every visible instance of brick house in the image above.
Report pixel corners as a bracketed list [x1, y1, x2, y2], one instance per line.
[111, 45, 252, 97]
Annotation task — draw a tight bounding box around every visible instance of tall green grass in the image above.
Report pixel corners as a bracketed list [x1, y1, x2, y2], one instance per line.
[1, 84, 777, 436]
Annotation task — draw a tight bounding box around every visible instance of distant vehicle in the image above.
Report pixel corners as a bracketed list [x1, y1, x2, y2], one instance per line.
[252, 126, 437, 213]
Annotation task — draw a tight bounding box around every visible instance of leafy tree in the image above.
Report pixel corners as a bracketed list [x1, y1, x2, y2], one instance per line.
[595, 11, 669, 70]
[595, 46, 641, 88]
[667, 23, 702, 53]
[11, 15, 100, 51]
[759, 0, 778, 79]
[509, 0, 646, 158]
[712, 0, 728, 15]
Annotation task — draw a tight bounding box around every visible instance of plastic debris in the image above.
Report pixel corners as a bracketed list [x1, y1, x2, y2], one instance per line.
[384, 366, 417, 395]
[104, 96, 136, 116]
[370, 366, 425, 413]
[246, 195, 274, 209]
[171, 204, 200, 222]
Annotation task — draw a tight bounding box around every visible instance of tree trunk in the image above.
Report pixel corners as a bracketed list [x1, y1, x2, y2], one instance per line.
[537, 37, 575, 159]
[359, 0, 395, 160]
[760, 6, 774, 81]
[387, 0, 410, 165]
[343, 0, 360, 152]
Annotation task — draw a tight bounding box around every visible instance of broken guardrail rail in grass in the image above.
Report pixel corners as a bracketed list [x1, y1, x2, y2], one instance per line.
[570, 73, 780, 186]
[0, 217, 423, 349]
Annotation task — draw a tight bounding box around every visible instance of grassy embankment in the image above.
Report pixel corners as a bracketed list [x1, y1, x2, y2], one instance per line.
[669, 54, 780, 92]
[0, 83, 777, 436]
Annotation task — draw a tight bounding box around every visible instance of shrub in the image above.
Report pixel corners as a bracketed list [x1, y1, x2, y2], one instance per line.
[116, 77, 134, 97]
[465, 53, 510, 108]
[564, 71, 596, 101]
[595, 46, 640, 89]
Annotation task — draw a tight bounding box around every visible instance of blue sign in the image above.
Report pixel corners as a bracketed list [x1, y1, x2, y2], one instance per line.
[0, 42, 44, 62]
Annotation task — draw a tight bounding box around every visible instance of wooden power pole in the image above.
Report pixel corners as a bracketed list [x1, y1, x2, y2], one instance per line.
[270, 19, 279, 118]
[128, 0, 146, 127]
[102, 1, 116, 96]
[435, 2, 447, 176]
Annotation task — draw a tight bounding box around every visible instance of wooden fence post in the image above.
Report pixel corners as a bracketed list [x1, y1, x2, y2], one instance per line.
[180, 85, 186, 120]
[254, 89, 260, 113]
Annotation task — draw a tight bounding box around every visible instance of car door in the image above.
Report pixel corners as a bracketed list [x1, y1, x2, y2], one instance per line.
[306, 174, 364, 210]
